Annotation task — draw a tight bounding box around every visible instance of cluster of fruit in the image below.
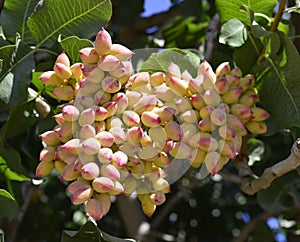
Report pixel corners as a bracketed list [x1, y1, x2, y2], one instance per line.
[36, 28, 269, 220]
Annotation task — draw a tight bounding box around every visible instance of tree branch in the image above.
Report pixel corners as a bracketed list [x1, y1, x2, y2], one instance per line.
[236, 138, 300, 195]
[269, 0, 287, 33]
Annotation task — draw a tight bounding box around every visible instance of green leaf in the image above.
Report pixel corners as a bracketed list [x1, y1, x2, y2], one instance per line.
[0, 0, 40, 42]
[61, 221, 135, 242]
[27, 0, 112, 45]
[233, 33, 263, 74]
[2, 99, 38, 139]
[140, 48, 201, 76]
[257, 171, 300, 213]
[219, 18, 247, 47]
[0, 147, 30, 180]
[0, 39, 34, 111]
[256, 32, 300, 128]
[59, 36, 93, 63]
[32, 71, 44, 92]
[216, 0, 277, 24]
[0, 189, 18, 219]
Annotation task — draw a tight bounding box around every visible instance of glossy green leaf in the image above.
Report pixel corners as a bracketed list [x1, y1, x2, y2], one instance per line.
[0, 0, 40, 42]
[0, 189, 18, 219]
[216, 0, 277, 24]
[0, 147, 30, 180]
[59, 36, 93, 63]
[256, 32, 300, 128]
[233, 33, 263, 74]
[219, 18, 247, 47]
[0, 39, 34, 111]
[140, 48, 201, 76]
[32, 71, 44, 92]
[27, 0, 112, 45]
[61, 221, 135, 242]
[257, 171, 300, 213]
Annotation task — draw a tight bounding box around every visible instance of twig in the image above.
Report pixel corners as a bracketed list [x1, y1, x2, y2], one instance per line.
[236, 138, 300, 195]
[204, 14, 220, 60]
[269, 0, 287, 33]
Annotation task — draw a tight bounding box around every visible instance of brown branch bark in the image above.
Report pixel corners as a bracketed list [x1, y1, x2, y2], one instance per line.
[236, 138, 300, 195]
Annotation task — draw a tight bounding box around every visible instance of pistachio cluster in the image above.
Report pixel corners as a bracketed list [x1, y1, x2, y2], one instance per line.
[36, 28, 269, 220]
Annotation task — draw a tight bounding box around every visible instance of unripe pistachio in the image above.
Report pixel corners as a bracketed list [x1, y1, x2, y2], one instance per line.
[109, 43, 134, 61]
[102, 101, 118, 118]
[109, 126, 126, 144]
[128, 72, 150, 91]
[71, 184, 93, 205]
[96, 131, 115, 147]
[64, 154, 78, 165]
[94, 90, 111, 105]
[152, 177, 170, 193]
[51, 86, 74, 101]
[94, 106, 108, 122]
[180, 109, 199, 123]
[70, 63, 83, 79]
[92, 177, 114, 193]
[101, 164, 120, 181]
[218, 123, 236, 140]
[215, 62, 231, 77]
[181, 123, 198, 143]
[133, 94, 157, 114]
[112, 92, 128, 115]
[141, 196, 156, 217]
[202, 89, 221, 106]
[96, 193, 111, 215]
[199, 106, 215, 119]
[164, 120, 182, 141]
[79, 47, 99, 65]
[198, 118, 215, 132]
[39, 146, 55, 162]
[61, 163, 80, 181]
[112, 151, 128, 168]
[122, 110, 140, 127]
[55, 52, 70, 67]
[191, 94, 206, 110]
[126, 126, 143, 145]
[227, 114, 247, 136]
[153, 152, 170, 167]
[53, 63, 72, 79]
[218, 139, 236, 158]
[137, 146, 159, 160]
[82, 137, 101, 155]
[166, 62, 181, 79]
[94, 28, 112, 55]
[231, 67, 243, 77]
[150, 72, 165, 86]
[205, 151, 222, 175]
[53, 113, 65, 126]
[55, 121, 75, 142]
[169, 142, 192, 159]
[149, 191, 166, 205]
[62, 105, 80, 122]
[81, 162, 100, 180]
[240, 74, 255, 91]
[141, 111, 161, 127]
[78, 108, 95, 126]
[189, 148, 206, 168]
[126, 90, 142, 107]
[98, 148, 113, 164]
[168, 76, 188, 96]
[40, 130, 61, 146]
[152, 106, 175, 123]
[221, 87, 243, 104]
[231, 104, 253, 120]
[66, 179, 89, 194]
[251, 107, 270, 121]
[108, 181, 124, 195]
[101, 76, 121, 93]
[225, 74, 240, 86]
[94, 121, 106, 133]
[36, 160, 54, 177]
[123, 176, 138, 195]
[210, 108, 227, 126]
[86, 198, 104, 220]
[79, 80, 100, 95]
[39, 71, 62, 85]
[215, 76, 229, 94]
[154, 84, 178, 102]
[239, 93, 259, 107]
[85, 67, 105, 83]
[149, 126, 167, 150]
[198, 136, 219, 152]
[188, 75, 205, 94]
[245, 121, 267, 134]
